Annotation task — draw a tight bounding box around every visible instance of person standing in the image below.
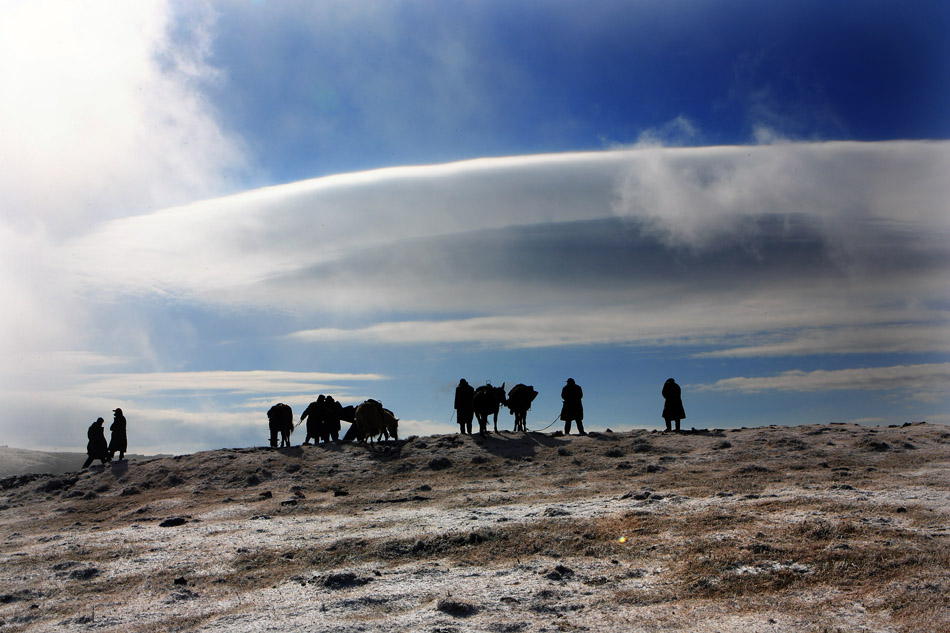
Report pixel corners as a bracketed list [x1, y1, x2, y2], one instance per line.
[454, 379, 475, 434]
[300, 395, 327, 445]
[560, 378, 585, 435]
[108, 408, 128, 461]
[323, 395, 343, 442]
[662, 378, 686, 432]
[82, 418, 110, 468]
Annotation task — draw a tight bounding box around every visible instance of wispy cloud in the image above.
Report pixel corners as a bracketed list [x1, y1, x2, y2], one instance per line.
[696, 363, 950, 402]
[697, 324, 950, 358]
[79, 370, 386, 398]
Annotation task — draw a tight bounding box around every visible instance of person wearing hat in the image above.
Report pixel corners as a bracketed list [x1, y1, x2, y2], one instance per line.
[82, 418, 110, 468]
[560, 378, 585, 435]
[108, 408, 128, 461]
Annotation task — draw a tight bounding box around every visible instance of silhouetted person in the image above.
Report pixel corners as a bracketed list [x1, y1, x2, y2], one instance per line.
[454, 379, 475, 434]
[322, 396, 340, 442]
[560, 378, 585, 435]
[300, 395, 327, 445]
[82, 417, 110, 468]
[108, 407, 127, 461]
[662, 378, 686, 432]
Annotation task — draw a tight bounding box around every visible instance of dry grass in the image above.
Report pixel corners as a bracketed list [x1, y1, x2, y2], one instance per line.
[1, 423, 948, 632]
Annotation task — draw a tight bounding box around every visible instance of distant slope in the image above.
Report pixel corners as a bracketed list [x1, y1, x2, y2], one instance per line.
[0, 446, 155, 477]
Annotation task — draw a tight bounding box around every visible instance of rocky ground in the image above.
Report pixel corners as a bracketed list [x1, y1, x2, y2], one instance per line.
[1, 422, 948, 633]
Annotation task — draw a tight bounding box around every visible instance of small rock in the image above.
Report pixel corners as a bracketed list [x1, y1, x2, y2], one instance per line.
[158, 517, 188, 528]
[173, 577, 188, 586]
[69, 567, 100, 581]
[543, 564, 574, 581]
[322, 572, 370, 589]
[436, 599, 479, 617]
[428, 457, 452, 471]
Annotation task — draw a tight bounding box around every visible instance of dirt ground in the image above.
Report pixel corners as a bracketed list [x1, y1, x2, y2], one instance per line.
[1, 422, 948, 632]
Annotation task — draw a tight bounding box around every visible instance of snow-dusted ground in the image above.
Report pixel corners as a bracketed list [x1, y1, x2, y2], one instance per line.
[2, 423, 948, 632]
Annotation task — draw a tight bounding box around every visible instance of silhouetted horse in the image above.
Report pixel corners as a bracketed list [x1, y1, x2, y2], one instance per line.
[473, 383, 506, 435]
[267, 403, 293, 448]
[507, 384, 538, 432]
[351, 399, 398, 443]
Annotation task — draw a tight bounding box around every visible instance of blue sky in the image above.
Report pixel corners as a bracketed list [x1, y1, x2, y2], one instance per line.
[1, 0, 948, 453]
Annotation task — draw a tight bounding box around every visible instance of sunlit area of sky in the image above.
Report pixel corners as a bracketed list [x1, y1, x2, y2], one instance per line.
[1, 0, 948, 453]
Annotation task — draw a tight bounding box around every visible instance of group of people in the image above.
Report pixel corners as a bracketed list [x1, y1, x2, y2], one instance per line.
[453, 377, 686, 435]
[299, 395, 348, 444]
[82, 408, 128, 468]
[453, 377, 588, 436]
[81, 378, 687, 466]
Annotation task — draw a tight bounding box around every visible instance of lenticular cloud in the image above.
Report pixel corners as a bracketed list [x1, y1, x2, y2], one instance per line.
[61, 140, 950, 351]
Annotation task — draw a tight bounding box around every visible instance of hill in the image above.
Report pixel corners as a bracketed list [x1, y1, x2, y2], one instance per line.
[1, 423, 948, 632]
[0, 446, 157, 478]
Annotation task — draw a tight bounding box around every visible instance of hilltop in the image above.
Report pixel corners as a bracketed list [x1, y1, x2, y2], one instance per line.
[1, 423, 948, 632]
[0, 447, 157, 479]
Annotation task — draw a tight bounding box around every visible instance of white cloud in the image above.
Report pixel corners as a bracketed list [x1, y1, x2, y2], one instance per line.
[78, 370, 386, 397]
[288, 302, 949, 351]
[697, 323, 950, 358]
[611, 140, 950, 251]
[47, 141, 949, 363]
[0, 0, 246, 231]
[696, 363, 950, 400]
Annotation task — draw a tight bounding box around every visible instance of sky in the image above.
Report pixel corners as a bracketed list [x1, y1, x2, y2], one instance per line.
[1, 0, 948, 454]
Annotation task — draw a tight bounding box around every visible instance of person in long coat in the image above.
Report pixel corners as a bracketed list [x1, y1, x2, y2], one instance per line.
[300, 396, 327, 445]
[323, 396, 343, 442]
[454, 379, 475, 434]
[82, 418, 110, 468]
[108, 408, 128, 460]
[662, 378, 686, 432]
[560, 378, 585, 435]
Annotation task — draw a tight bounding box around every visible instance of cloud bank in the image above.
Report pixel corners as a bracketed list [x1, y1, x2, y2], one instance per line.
[62, 141, 949, 358]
